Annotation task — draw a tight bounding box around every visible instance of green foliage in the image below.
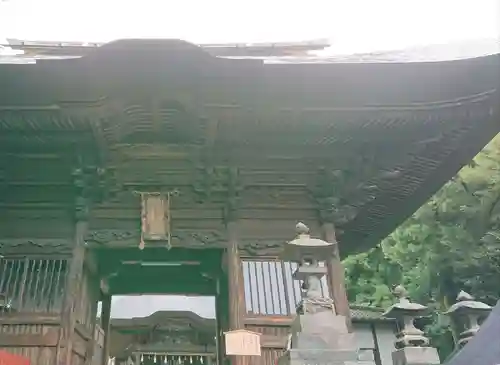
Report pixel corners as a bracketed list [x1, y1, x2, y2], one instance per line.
[344, 134, 500, 357]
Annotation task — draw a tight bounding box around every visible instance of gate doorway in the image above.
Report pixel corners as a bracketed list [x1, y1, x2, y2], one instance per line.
[95, 247, 225, 365]
[104, 295, 218, 365]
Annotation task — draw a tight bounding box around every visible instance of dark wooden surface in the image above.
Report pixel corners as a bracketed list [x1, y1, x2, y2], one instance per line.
[58, 218, 88, 365]
[0, 42, 496, 365]
[0, 47, 498, 258]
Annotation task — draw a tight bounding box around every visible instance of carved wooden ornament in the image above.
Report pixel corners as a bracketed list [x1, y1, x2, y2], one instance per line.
[224, 329, 261, 356]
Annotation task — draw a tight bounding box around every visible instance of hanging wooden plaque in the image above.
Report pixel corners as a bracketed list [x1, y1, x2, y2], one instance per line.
[139, 193, 171, 249]
[224, 329, 261, 356]
[143, 194, 167, 238]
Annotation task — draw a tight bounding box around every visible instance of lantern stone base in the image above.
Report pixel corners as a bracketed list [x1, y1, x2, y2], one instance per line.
[277, 348, 376, 365]
[277, 303, 375, 365]
[291, 307, 355, 350]
[391, 347, 440, 365]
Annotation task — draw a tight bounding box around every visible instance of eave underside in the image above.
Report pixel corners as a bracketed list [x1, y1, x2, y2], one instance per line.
[0, 42, 498, 256]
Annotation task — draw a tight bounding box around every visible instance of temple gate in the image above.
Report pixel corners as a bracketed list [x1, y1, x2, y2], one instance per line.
[0, 39, 498, 365]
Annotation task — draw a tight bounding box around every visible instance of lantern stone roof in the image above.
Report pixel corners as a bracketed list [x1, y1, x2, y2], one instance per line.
[445, 291, 492, 315]
[0, 39, 499, 256]
[445, 301, 500, 365]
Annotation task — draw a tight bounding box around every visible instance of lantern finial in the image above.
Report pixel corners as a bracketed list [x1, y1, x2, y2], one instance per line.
[295, 222, 310, 235]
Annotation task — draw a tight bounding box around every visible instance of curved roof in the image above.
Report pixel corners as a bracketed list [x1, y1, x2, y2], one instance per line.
[2, 38, 498, 64]
[0, 39, 498, 255]
[252, 38, 500, 63]
[1, 39, 498, 106]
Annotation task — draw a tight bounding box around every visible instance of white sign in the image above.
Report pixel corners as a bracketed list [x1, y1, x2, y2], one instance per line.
[224, 330, 262, 356]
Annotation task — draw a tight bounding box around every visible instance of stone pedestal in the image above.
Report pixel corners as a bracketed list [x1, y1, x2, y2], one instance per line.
[391, 347, 440, 365]
[291, 308, 355, 350]
[277, 344, 375, 365]
[278, 304, 375, 365]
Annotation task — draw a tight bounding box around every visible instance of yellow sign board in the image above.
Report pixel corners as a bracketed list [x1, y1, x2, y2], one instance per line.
[224, 330, 262, 356]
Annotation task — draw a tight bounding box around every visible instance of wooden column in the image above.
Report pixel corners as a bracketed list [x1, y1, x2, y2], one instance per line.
[57, 165, 114, 364]
[321, 222, 352, 331]
[225, 219, 246, 365]
[84, 273, 100, 365]
[226, 221, 246, 330]
[101, 293, 112, 365]
[215, 276, 229, 365]
[57, 206, 89, 364]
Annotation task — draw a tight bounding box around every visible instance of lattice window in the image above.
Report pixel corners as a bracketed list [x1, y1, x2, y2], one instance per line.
[0, 257, 68, 313]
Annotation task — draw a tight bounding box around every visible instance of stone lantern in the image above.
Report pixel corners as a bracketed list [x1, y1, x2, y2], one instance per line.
[281, 222, 335, 313]
[383, 286, 439, 365]
[444, 291, 492, 348]
[276, 222, 373, 365]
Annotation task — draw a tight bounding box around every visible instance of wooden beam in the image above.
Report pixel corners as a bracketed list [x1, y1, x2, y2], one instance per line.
[245, 316, 293, 326]
[0, 313, 60, 325]
[260, 334, 288, 349]
[0, 330, 59, 347]
[109, 277, 215, 296]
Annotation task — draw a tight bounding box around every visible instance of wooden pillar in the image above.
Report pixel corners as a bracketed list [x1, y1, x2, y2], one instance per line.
[101, 293, 112, 365]
[58, 165, 111, 364]
[321, 222, 352, 331]
[84, 274, 100, 365]
[57, 212, 88, 364]
[226, 221, 246, 330]
[225, 219, 246, 365]
[215, 276, 229, 365]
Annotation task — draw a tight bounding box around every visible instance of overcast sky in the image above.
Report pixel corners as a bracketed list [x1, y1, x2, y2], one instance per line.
[1, 0, 499, 54]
